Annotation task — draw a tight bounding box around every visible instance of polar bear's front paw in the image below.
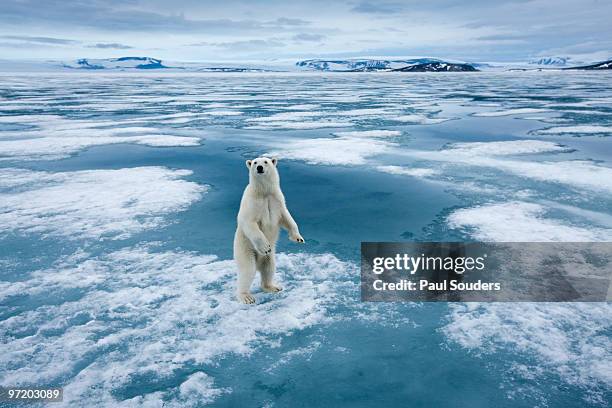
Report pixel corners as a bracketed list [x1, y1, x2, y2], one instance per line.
[254, 239, 272, 256]
[289, 231, 305, 243]
[237, 292, 256, 304]
[262, 284, 282, 293]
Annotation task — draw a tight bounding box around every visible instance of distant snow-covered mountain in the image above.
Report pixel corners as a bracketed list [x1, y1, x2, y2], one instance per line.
[2, 55, 609, 74]
[295, 58, 475, 72]
[565, 58, 612, 70]
[64, 57, 169, 70]
[393, 62, 478, 72]
[195, 67, 274, 72]
[60, 57, 281, 72]
[68, 56, 481, 73]
[529, 57, 571, 66]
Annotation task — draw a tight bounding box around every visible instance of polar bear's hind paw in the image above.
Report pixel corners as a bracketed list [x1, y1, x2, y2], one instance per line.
[262, 284, 283, 293]
[237, 293, 256, 304]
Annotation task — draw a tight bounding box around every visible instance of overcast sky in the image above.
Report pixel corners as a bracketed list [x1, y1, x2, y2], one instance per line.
[1, 0, 610, 63]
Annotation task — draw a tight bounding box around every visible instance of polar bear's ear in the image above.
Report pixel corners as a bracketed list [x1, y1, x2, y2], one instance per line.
[271, 158, 278, 166]
[246, 160, 252, 169]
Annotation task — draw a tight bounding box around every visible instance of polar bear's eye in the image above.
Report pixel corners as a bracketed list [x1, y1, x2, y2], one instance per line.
[264, 160, 268, 164]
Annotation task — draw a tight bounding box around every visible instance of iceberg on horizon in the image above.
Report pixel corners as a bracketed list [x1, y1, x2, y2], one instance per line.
[63, 57, 168, 70]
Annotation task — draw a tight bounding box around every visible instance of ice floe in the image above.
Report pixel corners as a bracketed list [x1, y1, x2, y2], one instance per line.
[389, 114, 453, 124]
[268, 136, 394, 165]
[445, 200, 612, 402]
[0, 247, 356, 406]
[444, 140, 571, 155]
[333, 130, 401, 138]
[0, 135, 201, 161]
[0, 114, 202, 160]
[447, 201, 612, 242]
[246, 111, 321, 122]
[376, 165, 438, 178]
[443, 302, 612, 396]
[2, 71, 612, 407]
[246, 120, 353, 130]
[535, 125, 612, 135]
[407, 141, 612, 193]
[0, 167, 206, 240]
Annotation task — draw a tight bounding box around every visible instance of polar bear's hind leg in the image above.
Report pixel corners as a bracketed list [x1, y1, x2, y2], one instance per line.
[259, 254, 282, 293]
[236, 250, 257, 304]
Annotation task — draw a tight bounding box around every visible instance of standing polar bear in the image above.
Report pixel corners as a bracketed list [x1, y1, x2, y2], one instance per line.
[234, 157, 304, 304]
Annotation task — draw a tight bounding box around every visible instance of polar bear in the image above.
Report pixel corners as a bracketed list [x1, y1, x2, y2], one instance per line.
[234, 157, 304, 304]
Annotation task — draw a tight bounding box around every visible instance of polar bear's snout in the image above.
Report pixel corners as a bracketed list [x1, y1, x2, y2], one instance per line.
[256, 165, 264, 173]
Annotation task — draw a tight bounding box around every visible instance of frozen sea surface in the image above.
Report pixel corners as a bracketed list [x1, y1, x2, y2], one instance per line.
[0, 72, 611, 407]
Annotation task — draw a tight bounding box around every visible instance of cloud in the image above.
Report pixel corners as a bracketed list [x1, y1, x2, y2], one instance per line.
[351, 1, 404, 14]
[0, 35, 78, 44]
[0, 42, 41, 49]
[292, 33, 325, 42]
[0, 0, 610, 61]
[274, 17, 310, 26]
[0, 1, 310, 34]
[86, 42, 133, 49]
[476, 33, 530, 41]
[189, 39, 286, 51]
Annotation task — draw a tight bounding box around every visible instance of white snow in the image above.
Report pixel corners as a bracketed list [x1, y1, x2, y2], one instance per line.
[443, 302, 612, 389]
[444, 199, 612, 396]
[177, 372, 231, 406]
[268, 136, 393, 165]
[0, 114, 202, 160]
[0, 167, 206, 239]
[333, 130, 401, 138]
[247, 120, 353, 130]
[0, 135, 200, 161]
[0, 247, 356, 406]
[376, 165, 438, 178]
[445, 140, 570, 155]
[332, 107, 395, 116]
[447, 201, 612, 242]
[246, 111, 322, 122]
[389, 114, 453, 124]
[406, 141, 612, 193]
[535, 125, 612, 135]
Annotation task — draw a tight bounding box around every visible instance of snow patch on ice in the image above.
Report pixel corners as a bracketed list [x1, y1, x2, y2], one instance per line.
[332, 107, 395, 116]
[333, 130, 401, 138]
[0, 247, 356, 407]
[443, 302, 612, 392]
[445, 140, 570, 155]
[278, 104, 322, 110]
[376, 165, 438, 178]
[535, 125, 612, 135]
[445, 200, 612, 401]
[389, 114, 453, 124]
[407, 141, 612, 193]
[0, 114, 202, 160]
[246, 111, 322, 122]
[0, 167, 206, 240]
[177, 372, 231, 406]
[268, 136, 393, 165]
[447, 201, 612, 242]
[246, 120, 353, 130]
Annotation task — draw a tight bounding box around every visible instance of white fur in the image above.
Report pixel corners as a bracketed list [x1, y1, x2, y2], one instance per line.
[234, 157, 304, 304]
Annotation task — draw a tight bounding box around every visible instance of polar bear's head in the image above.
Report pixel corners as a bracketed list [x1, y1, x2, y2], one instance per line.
[246, 156, 279, 189]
